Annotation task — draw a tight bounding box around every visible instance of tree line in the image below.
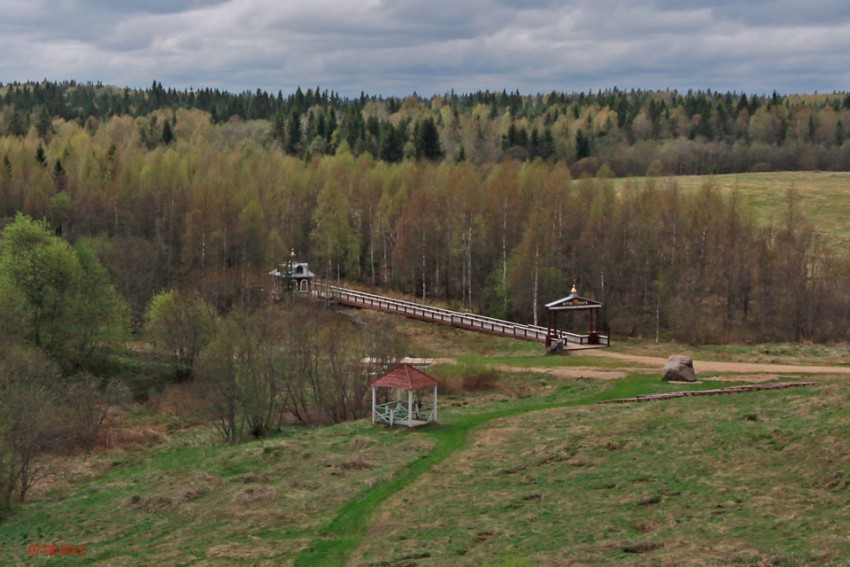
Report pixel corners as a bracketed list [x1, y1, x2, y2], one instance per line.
[2, 81, 850, 174]
[1, 114, 847, 344]
[0, 214, 403, 511]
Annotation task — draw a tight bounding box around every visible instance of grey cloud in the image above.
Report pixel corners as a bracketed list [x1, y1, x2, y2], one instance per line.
[0, 0, 847, 96]
[70, 0, 231, 16]
[655, 0, 850, 27]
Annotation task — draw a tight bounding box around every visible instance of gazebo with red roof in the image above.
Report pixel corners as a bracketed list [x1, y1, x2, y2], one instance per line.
[371, 364, 442, 428]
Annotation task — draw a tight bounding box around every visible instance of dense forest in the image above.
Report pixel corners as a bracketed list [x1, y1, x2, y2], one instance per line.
[0, 80, 848, 345]
[2, 80, 850, 174]
[0, 96, 848, 345]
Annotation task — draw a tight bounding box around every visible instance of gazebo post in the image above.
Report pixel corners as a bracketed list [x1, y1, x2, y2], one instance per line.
[433, 384, 438, 422]
[544, 284, 606, 350]
[407, 389, 414, 428]
[371, 386, 376, 425]
[546, 309, 555, 346]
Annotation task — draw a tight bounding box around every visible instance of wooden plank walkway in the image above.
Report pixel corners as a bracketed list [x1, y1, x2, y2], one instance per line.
[599, 381, 816, 404]
[314, 282, 609, 348]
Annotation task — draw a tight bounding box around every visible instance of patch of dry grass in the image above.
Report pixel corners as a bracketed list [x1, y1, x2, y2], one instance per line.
[0, 420, 436, 566]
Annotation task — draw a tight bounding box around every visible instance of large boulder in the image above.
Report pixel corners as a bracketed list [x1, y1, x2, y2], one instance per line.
[662, 355, 697, 382]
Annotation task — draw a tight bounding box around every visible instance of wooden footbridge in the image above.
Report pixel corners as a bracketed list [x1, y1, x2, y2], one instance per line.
[313, 282, 609, 350]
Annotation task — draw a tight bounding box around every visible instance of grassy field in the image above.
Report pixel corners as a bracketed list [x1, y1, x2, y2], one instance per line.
[1, 317, 849, 566]
[617, 171, 850, 245]
[614, 337, 850, 366]
[352, 376, 850, 566]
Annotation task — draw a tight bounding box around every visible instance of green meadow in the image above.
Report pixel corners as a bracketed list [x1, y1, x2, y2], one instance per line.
[2, 312, 848, 566]
[625, 171, 850, 244]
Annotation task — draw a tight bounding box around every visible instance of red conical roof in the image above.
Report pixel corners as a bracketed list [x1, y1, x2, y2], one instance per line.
[371, 363, 442, 390]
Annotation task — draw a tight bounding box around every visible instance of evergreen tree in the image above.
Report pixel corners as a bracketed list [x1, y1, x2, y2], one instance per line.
[270, 110, 286, 147]
[529, 127, 541, 159]
[53, 159, 66, 192]
[286, 110, 302, 155]
[35, 144, 47, 167]
[414, 117, 442, 160]
[455, 145, 467, 163]
[378, 122, 404, 163]
[35, 106, 53, 140]
[161, 119, 175, 145]
[539, 127, 555, 160]
[575, 129, 591, 160]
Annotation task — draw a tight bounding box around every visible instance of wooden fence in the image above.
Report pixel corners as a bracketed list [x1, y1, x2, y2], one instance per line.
[599, 382, 816, 404]
[314, 282, 609, 348]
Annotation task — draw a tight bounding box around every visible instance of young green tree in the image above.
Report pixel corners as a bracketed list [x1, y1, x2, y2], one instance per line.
[71, 241, 128, 357]
[0, 215, 126, 371]
[194, 318, 239, 442]
[0, 345, 60, 507]
[311, 178, 360, 280]
[196, 306, 290, 441]
[145, 290, 217, 372]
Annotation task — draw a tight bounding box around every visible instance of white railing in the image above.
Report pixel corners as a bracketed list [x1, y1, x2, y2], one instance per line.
[374, 401, 435, 425]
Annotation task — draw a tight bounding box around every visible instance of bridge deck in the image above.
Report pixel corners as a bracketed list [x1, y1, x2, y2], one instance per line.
[314, 283, 608, 348]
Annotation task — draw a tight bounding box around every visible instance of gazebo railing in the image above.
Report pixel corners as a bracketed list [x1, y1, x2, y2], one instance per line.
[374, 400, 435, 426]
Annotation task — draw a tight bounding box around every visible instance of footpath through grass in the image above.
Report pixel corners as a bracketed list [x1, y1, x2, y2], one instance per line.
[292, 374, 709, 566]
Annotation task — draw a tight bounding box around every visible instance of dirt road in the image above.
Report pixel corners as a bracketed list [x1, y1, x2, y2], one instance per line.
[583, 349, 850, 375]
[422, 351, 850, 380]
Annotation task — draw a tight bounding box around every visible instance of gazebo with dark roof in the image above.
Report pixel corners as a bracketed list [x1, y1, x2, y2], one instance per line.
[269, 249, 316, 297]
[371, 364, 442, 428]
[544, 284, 607, 350]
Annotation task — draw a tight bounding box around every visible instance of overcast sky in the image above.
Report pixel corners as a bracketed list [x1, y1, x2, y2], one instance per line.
[1, 0, 849, 97]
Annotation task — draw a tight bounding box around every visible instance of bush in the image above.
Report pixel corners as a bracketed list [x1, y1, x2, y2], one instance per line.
[435, 364, 499, 394]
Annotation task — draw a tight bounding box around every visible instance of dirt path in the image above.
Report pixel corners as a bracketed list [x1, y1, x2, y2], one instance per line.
[582, 349, 850, 375]
[495, 364, 628, 380]
[425, 353, 850, 381]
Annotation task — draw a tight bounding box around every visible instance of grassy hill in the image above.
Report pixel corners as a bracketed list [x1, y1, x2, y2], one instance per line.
[1, 316, 848, 566]
[619, 171, 850, 245]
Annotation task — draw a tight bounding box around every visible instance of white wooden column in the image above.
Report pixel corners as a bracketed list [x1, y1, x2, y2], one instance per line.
[407, 389, 414, 428]
[433, 384, 438, 422]
[371, 386, 376, 424]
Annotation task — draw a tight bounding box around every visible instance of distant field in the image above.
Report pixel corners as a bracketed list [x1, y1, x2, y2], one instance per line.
[619, 171, 850, 245]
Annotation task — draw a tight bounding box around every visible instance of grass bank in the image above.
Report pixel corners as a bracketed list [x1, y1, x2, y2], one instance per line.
[353, 376, 850, 565]
[294, 375, 746, 566]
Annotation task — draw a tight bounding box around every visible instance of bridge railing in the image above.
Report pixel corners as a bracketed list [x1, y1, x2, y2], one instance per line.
[314, 282, 608, 347]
